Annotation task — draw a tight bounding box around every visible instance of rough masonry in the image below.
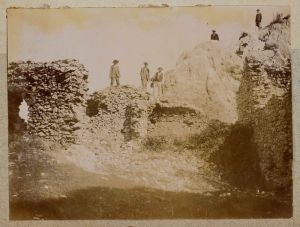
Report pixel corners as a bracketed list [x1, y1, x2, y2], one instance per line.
[237, 15, 292, 190]
[82, 86, 152, 149]
[8, 59, 89, 143]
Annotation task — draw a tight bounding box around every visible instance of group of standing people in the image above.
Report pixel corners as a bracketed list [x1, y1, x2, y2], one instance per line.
[109, 9, 263, 96]
[109, 60, 164, 99]
[140, 62, 164, 98]
[210, 9, 263, 41]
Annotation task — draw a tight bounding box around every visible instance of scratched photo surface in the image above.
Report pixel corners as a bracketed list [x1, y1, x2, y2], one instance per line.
[7, 6, 292, 220]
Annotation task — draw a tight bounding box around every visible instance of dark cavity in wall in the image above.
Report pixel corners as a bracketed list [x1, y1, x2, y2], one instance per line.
[149, 103, 197, 124]
[86, 97, 100, 117]
[210, 123, 265, 190]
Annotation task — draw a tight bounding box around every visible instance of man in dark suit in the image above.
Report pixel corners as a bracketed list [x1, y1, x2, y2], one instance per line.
[211, 30, 219, 41]
[256, 9, 262, 29]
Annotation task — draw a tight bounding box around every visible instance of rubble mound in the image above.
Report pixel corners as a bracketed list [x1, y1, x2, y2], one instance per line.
[236, 15, 292, 190]
[163, 41, 243, 123]
[8, 59, 89, 143]
[82, 86, 152, 149]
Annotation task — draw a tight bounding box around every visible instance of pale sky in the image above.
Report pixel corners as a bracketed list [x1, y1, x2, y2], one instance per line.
[8, 6, 289, 93]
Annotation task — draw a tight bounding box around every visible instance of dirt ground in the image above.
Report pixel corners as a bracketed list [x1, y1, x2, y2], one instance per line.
[9, 136, 292, 220]
[10, 188, 292, 220]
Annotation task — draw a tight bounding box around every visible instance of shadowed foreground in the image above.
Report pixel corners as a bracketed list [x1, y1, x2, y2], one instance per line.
[10, 186, 292, 220]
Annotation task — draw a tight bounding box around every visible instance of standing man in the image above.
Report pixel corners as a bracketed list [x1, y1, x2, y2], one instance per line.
[151, 67, 164, 99]
[256, 9, 262, 29]
[211, 30, 219, 41]
[140, 62, 150, 90]
[109, 59, 120, 86]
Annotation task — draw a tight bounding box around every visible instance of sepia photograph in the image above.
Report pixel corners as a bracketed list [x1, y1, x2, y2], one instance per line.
[7, 5, 292, 220]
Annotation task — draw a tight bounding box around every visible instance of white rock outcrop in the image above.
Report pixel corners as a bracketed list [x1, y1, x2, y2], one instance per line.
[163, 41, 243, 123]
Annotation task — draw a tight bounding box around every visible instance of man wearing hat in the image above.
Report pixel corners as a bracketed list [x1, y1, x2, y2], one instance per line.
[151, 67, 164, 99]
[110, 59, 120, 86]
[140, 62, 150, 90]
[211, 30, 219, 41]
[256, 9, 262, 29]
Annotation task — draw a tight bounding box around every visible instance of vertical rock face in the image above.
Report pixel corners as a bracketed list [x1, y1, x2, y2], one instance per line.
[8, 59, 89, 143]
[84, 86, 151, 148]
[163, 41, 243, 123]
[237, 16, 292, 190]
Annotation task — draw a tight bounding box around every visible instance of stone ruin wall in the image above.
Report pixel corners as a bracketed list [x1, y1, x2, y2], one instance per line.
[7, 59, 175, 148]
[237, 56, 292, 190]
[236, 17, 292, 190]
[8, 59, 89, 143]
[81, 86, 152, 150]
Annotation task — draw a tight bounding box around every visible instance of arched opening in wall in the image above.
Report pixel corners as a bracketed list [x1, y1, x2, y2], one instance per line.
[19, 99, 29, 124]
[8, 88, 27, 134]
